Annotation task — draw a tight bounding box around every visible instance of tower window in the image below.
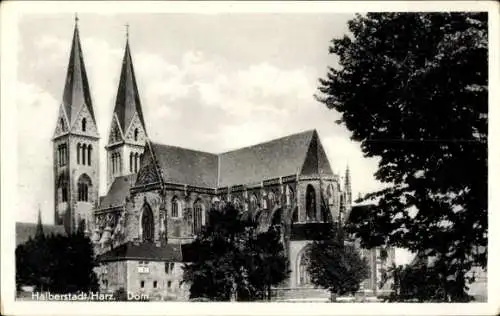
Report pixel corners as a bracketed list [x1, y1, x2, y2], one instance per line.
[82, 144, 87, 165]
[77, 174, 91, 202]
[134, 128, 139, 141]
[62, 186, 68, 202]
[153, 280, 158, 288]
[129, 153, 133, 172]
[58, 144, 68, 166]
[77, 143, 81, 164]
[140, 281, 145, 288]
[82, 118, 87, 132]
[87, 145, 92, 166]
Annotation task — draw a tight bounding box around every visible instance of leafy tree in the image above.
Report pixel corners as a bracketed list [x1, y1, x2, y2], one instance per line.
[183, 203, 289, 301]
[308, 229, 370, 301]
[316, 12, 487, 301]
[16, 230, 99, 294]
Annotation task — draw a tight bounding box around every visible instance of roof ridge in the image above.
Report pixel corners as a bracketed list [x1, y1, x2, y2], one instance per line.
[218, 129, 316, 155]
[150, 141, 217, 156]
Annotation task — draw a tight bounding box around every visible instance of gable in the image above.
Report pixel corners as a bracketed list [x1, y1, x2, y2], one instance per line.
[135, 142, 162, 186]
[53, 104, 69, 138]
[300, 131, 333, 176]
[70, 104, 99, 136]
[100, 174, 136, 209]
[108, 115, 124, 145]
[124, 112, 147, 143]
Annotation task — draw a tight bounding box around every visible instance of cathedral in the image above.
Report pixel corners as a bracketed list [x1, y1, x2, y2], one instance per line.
[46, 19, 395, 301]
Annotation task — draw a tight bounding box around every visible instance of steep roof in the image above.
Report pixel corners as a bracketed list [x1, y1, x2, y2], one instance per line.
[16, 223, 66, 246]
[99, 174, 136, 209]
[112, 39, 147, 135]
[61, 21, 95, 125]
[135, 129, 334, 190]
[217, 130, 318, 187]
[151, 143, 219, 188]
[97, 242, 184, 262]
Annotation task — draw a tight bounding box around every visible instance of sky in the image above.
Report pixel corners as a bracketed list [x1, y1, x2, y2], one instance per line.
[16, 13, 385, 225]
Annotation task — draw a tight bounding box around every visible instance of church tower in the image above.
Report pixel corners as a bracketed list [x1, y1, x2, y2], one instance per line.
[105, 27, 147, 188]
[53, 16, 100, 234]
[344, 165, 352, 210]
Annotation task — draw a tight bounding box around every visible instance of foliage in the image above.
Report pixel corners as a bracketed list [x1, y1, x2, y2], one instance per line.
[308, 228, 370, 298]
[183, 203, 289, 301]
[16, 230, 99, 294]
[316, 12, 487, 301]
[384, 262, 472, 302]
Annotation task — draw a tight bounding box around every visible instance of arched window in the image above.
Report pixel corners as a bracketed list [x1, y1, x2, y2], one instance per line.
[87, 145, 92, 166]
[233, 198, 241, 210]
[142, 203, 154, 243]
[193, 199, 204, 235]
[306, 185, 316, 221]
[129, 153, 133, 172]
[268, 192, 276, 209]
[134, 128, 139, 141]
[82, 118, 87, 132]
[77, 143, 81, 165]
[116, 152, 121, 173]
[171, 196, 180, 218]
[62, 186, 68, 202]
[292, 207, 299, 223]
[111, 153, 115, 174]
[285, 185, 293, 206]
[82, 144, 87, 165]
[134, 153, 139, 173]
[77, 174, 92, 202]
[60, 118, 65, 131]
[298, 248, 311, 286]
[250, 195, 258, 211]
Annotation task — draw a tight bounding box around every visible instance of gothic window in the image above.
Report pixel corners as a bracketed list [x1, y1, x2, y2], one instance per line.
[58, 144, 68, 166]
[134, 128, 139, 141]
[82, 144, 87, 165]
[298, 248, 311, 286]
[60, 118, 65, 131]
[77, 143, 81, 164]
[142, 203, 154, 243]
[82, 118, 87, 132]
[306, 185, 316, 221]
[134, 153, 139, 172]
[250, 195, 258, 211]
[268, 192, 276, 209]
[285, 185, 293, 206]
[233, 198, 241, 210]
[171, 196, 181, 218]
[87, 145, 92, 166]
[292, 207, 298, 223]
[77, 174, 91, 202]
[129, 153, 133, 172]
[327, 184, 334, 205]
[193, 199, 204, 235]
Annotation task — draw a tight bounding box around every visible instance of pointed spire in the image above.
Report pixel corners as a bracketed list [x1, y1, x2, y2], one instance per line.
[62, 15, 96, 125]
[344, 165, 352, 206]
[35, 205, 44, 240]
[113, 25, 147, 136]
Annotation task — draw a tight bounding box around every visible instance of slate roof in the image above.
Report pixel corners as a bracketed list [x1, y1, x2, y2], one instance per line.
[218, 130, 316, 187]
[99, 174, 136, 210]
[62, 22, 95, 125]
[112, 39, 147, 135]
[97, 242, 185, 262]
[16, 223, 66, 246]
[100, 129, 335, 204]
[150, 143, 219, 188]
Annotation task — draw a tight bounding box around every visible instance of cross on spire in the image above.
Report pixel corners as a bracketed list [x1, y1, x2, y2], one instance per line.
[125, 23, 129, 40]
[75, 13, 79, 26]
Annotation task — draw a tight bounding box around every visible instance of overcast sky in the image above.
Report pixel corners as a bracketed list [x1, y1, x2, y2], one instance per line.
[16, 13, 386, 224]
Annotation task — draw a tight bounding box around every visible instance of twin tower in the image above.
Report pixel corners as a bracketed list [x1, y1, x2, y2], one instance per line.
[52, 18, 147, 234]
